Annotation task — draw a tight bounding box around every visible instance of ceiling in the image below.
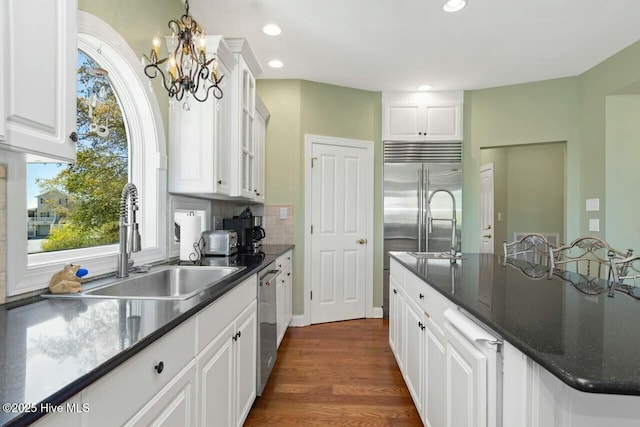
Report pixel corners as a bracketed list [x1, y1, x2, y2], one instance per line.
[190, 0, 640, 93]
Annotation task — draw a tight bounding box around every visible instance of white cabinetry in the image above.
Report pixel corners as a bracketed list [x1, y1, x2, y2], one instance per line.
[3, 0, 77, 161]
[390, 259, 458, 427]
[168, 37, 237, 198]
[382, 92, 463, 142]
[253, 96, 269, 203]
[227, 38, 263, 202]
[197, 274, 257, 427]
[276, 250, 293, 347]
[125, 361, 197, 427]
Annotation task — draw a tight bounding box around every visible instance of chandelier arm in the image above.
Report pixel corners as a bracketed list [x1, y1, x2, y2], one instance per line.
[144, 64, 178, 96]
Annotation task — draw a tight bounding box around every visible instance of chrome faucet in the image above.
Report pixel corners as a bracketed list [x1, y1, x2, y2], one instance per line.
[427, 189, 457, 257]
[117, 183, 142, 278]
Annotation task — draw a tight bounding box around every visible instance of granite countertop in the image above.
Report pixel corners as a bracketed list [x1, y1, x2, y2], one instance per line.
[0, 245, 294, 427]
[390, 252, 640, 396]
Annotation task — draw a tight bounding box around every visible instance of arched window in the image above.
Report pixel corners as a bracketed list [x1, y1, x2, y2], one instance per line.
[6, 12, 168, 296]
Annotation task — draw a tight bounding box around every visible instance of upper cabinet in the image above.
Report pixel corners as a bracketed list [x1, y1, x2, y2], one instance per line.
[227, 38, 263, 201]
[2, 0, 77, 162]
[168, 37, 267, 203]
[253, 96, 269, 204]
[168, 36, 237, 198]
[382, 91, 463, 142]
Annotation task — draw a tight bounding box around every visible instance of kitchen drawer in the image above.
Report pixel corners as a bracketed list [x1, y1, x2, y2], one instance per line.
[275, 250, 293, 271]
[405, 270, 454, 332]
[390, 258, 405, 290]
[196, 274, 257, 353]
[82, 317, 196, 427]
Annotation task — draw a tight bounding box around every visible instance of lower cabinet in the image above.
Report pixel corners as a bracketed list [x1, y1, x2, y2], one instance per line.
[197, 299, 257, 427]
[276, 250, 293, 347]
[404, 297, 425, 419]
[126, 361, 197, 427]
[388, 274, 404, 371]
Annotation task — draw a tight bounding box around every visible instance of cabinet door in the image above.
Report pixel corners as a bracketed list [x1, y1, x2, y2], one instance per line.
[253, 108, 266, 202]
[388, 276, 401, 363]
[213, 59, 232, 196]
[424, 104, 461, 141]
[445, 323, 487, 427]
[285, 267, 293, 327]
[125, 361, 197, 427]
[384, 104, 422, 141]
[234, 300, 257, 427]
[424, 321, 446, 427]
[197, 322, 235, 427]
[403, 297, 424, 418]
[276, 273, 286, 347]
[5, 0, 77, 161]
[239, 61, 256, 199]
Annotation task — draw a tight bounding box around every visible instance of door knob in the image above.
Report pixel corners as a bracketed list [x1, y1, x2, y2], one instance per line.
[357, 239, 367, 245]
[484, 225, 492, 230]
[483, 234, 492, 238]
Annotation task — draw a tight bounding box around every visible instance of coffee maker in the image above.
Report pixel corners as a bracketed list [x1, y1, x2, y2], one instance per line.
[223, 207, 266, 253]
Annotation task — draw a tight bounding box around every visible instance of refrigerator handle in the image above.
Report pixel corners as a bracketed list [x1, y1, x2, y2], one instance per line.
[424, 168, 430, 251]
[417, 167, 423, 252]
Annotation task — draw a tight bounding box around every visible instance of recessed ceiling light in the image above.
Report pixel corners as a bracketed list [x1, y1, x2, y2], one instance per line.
[262, 24, 282, 36]
[268, 59, 284, 69]
[443, 0, 467, 12]
[418, 85, 433, 91]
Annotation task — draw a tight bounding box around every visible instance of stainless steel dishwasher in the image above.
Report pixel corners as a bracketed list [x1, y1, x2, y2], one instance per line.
[257, 262, 280, 396]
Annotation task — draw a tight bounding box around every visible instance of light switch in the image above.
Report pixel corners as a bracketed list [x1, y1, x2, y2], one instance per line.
[589, 218, 600, 232]
[586, 198, 600, 212]
[280, 207, 288, 220]
[497, 212, 502, 222]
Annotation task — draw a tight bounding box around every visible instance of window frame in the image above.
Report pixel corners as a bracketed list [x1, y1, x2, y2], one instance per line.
[2, 11, 168, 297]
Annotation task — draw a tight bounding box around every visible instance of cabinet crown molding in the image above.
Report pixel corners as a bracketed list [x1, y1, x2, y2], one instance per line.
[225, 38, 263, 77]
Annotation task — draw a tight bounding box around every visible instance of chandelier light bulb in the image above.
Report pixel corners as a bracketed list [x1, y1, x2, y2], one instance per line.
[443, 0, 467, 12]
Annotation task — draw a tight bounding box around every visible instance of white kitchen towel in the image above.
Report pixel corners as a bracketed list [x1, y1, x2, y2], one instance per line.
[179, 213, 203, 261]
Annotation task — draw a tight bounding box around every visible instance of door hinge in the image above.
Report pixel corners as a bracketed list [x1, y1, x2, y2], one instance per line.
[310, 290, 313, 300]
[311, 157, 317, 168]
[311, 225, 314, 234]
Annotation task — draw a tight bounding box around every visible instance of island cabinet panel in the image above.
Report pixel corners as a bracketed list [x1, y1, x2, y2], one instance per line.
[403, 296, 425, 419]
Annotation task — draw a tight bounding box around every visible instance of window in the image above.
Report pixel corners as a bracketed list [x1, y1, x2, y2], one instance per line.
[27, 50, 128, 254]
[3, 12, 168, 297]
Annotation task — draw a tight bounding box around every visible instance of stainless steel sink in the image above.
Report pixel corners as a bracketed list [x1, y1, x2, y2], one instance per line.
[43, 265, 246, 301]
[407, 252, 463, 260]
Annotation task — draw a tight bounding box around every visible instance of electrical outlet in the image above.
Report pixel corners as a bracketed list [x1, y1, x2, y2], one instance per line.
[589, 218, 600, 232]
[280, 207, 288, 220]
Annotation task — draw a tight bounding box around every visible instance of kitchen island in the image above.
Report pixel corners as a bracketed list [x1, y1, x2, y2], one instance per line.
[390, 251, 640, 427]
[0, 245, 293, 427]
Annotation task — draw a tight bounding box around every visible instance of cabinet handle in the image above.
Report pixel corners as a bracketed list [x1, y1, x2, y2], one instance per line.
[154, 361, 164, 374]
[232, 333, 238, 342]
[419, 293, 424, 300]
[420, 323, 425, 331]
[287, 257, 291, 260]
[393, 289, 398, 294]
[217, 180, 223, 185]
[256, 192, 261, 196]
[69, 131, 78, 142]
[418, 132, 422, 135]
[237, 331, 241, 339]
[287, 272, 291, 276]
[418, 321, 423, 329]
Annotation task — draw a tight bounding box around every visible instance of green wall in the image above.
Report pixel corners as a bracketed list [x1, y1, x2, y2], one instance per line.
[605, 95, 640, 252]
[257, 80, 382, 315]
[78, 0, 182, 139]
[464, 77, 580, 252]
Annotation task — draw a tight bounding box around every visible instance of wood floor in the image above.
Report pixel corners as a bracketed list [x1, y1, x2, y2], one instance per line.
[244, 319, 422, 426]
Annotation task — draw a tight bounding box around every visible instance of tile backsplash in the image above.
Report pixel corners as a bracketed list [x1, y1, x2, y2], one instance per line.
[262, 204, 294, 246]
[0, 164, 6, 304]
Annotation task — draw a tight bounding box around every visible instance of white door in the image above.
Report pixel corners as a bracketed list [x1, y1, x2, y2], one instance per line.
[424, 323, 446, 427]
[310, 140, 369, 324]
[445, 323, 488, 427]
[479, 164, 494, 254]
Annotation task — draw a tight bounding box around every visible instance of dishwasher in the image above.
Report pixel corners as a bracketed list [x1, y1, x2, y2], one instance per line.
[444, 308, 503, 427]
[257, 262, 280, 396]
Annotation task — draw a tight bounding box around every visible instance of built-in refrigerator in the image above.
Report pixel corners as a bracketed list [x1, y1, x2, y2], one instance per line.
[383, 141, 463, 317]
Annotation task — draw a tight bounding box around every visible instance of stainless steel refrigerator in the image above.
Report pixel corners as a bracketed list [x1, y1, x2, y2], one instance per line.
[383, 141, 463, 317]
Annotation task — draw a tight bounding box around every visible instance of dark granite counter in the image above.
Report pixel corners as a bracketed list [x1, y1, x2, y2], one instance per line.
[391, 252, 640, 396]
[0, 245, 293, 427]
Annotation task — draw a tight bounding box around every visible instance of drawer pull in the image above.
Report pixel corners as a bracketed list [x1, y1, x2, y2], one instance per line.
[393, 289, 398, 294]
[154, 361, 164, 374]
[419, 293, 424, 300]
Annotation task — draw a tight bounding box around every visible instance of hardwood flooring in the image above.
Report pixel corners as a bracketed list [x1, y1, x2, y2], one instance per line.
[244, 319, 422, 426]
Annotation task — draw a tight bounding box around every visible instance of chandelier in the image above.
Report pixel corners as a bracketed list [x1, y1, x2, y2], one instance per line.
[144, 0, 224, 105]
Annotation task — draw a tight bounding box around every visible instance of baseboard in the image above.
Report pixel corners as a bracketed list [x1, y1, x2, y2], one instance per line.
[289, 315, 307, 327]
[371, 307, 383, 318]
